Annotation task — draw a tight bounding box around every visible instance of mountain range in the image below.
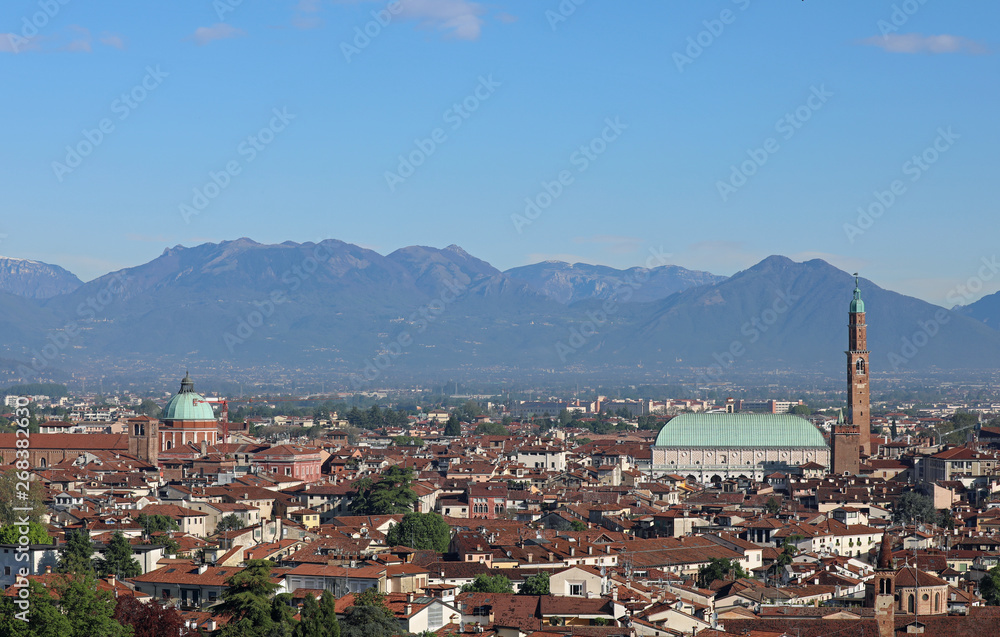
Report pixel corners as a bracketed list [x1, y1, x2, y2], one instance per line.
[4, 239, 1000, 384]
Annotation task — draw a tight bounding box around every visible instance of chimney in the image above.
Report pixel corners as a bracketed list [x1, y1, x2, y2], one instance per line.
[527, 553, 533, 563]
[407, 592, 415, 602]
[45, 566, 52, 574]
[406, 604, 413, 615]
[108, 573, 116, 587]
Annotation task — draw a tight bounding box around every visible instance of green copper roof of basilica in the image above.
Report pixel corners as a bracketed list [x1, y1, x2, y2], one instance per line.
[850, 275, 864, 313]
[653, 413, 828, 449]
[162, 373, 216, 422]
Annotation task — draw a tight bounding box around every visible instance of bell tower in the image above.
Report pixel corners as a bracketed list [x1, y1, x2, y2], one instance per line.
[865, 532, 896, 637]
[847, 275, 871, 456]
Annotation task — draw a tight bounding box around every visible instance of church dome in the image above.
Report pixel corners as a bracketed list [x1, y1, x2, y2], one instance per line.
[654, 413, 827, 449]
[161, 373, 216, 422]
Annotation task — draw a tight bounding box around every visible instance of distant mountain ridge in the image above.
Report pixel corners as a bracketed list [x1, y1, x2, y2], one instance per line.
[504, 261, 725, 304]
[2, 239, 1000, 382]
[0, 256, 82, 299]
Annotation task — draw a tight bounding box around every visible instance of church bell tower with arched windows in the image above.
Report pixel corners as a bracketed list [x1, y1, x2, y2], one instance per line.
[847, 275, 871, 456]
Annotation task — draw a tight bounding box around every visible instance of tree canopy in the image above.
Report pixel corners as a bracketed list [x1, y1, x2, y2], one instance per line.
[137, 514, 178, 537]
[473, 422, 510, 436]
[0, 469, 47, 525]
[97, 531, 142, 580]
[443, 415, 462, 437]
[58, 529, 95, 575]
[113, 597, 189, 637]
[0, 521, 51, 544]
[697, 558, 747, 588]
[385, 512, 451, 552]
[893, 491, 937, 524]
[341, 589, 401, 637]
[351, 466, 418, 515]
[981, 564, 1000, 606]
[462, 574, 513, 593]
[216, 559, 284, 637]
[216, 514, 246, 534]
[520, 571, 550, 596]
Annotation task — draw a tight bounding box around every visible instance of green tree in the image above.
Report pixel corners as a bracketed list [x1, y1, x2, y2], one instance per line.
[57, 572, 132, 637]
[341, 606, 400, 637]
[696, 558, 747, 588]
[765, 497, 782, 516]
[217, 514, 246, 534]
[789, 404, 811, 415]
[893, 491, 937, 524]
[770, 540, 797, 583]
[520, 571, 550, 595]
[461, 574, 513, 593]
[137, 514, 179, 538]
[320, 590, 341, 637]
[393, 435, 424, 447]
[292, 594, 322, 637]
[0, 580, 72, 637]
[97, 531, 142, 580]
[58, 529, 95, 575]
[385, 512, 451, 552]
[939, 508, 956, 530]
[270, 593, 296, 632]
[351, 466, 418, 515]
[981, 564, 1000, 605]
[0, 468, 47, 525]
[443, 415, 461, 436]
[0, 521, 51, 544]
[341, 589, 400, 637]
[570, 520, 587, 532]
[216, 560, 283, 637]
[473, 422, 510, 436]
[136, 399, 161, 417]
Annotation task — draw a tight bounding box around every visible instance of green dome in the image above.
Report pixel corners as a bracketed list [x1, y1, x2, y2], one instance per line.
[850, 277, 864, 313]
[162, 373, 216, 421]
[653, 413, 827, 449]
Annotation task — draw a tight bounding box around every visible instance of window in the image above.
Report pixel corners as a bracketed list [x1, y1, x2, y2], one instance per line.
[285, 467, 291, 476]
[569, 583, 583, 596]
[856, 359, 865, 375]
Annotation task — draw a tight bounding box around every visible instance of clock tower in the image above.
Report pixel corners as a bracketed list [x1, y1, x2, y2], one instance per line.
[847, 275, 871, 456]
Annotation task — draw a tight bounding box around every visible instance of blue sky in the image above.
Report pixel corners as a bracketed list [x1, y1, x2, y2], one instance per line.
[1, 0, 997, 307]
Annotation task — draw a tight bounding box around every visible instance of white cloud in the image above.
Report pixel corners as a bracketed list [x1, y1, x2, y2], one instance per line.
[61, 26, 92, 52]
[187, 23, 247, 46]
[293, 0, 325, 29]
[860, 33, 987, 55]
[398, 0, 485, 40]
[100, 32, 126, 49]
[0, 33, 37, 53]
[339, 0, 486, 40]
